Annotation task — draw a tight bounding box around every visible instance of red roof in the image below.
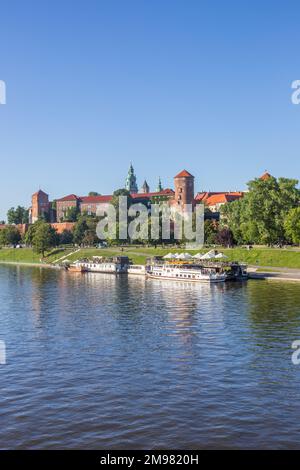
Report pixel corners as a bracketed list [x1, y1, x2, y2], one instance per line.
[174, 169, 194, 178]
[195, 191, 244, 206]
[56, 194, 79, 202]
[131, 189, 174, 199]
[260, 172, 272, 181]
[80, 195, 112, 203]
[32, 189, 48, 197]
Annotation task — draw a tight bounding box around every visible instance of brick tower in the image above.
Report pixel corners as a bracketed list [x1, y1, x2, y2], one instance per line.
[30, 190, 50, 223]
[174, 169, 194, 209]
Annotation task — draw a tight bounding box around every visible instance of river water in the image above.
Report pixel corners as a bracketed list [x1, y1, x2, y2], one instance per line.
[0, 265, 300, 449]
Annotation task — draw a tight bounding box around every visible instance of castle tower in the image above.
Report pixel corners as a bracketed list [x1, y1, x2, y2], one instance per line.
[125, 164, 138, 194]
[140, 180, 150, 194]
[174, 170, 194, 209]
[30, 190, 50, 223]
[156, 177, 163, 192]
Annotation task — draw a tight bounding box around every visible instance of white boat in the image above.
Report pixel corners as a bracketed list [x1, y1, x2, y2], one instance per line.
[147, 264, 226, 283]
[75, 261, 121, 273]
[75, 256, 129, 274]
[127, 264, 147, 275]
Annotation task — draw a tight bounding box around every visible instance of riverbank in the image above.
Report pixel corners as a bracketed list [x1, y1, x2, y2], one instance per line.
[1, 246, 300, 276]
[1, 246, 300, 268]
[248, 266, 300, 282]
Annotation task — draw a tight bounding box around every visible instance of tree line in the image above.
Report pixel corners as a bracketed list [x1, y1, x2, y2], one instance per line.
[1, 177, 299, 254]
[220, 175, 300, 245]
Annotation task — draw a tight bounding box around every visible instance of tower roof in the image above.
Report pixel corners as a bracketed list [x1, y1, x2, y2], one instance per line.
[32, 189, 48, 197]
[174, 169, 194, 178]
[56, 194, 79, 202]
[260, 171, 272, 181]
[125, 163, 138, 193]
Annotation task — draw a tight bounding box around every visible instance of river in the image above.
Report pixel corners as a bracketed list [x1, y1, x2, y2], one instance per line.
[0, 265, 300, 449]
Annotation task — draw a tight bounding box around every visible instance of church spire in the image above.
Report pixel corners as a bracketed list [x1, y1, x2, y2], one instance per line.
[156, 177, 163, 192]
[125, 163, 138, 194]
[140, 179, 150, 194]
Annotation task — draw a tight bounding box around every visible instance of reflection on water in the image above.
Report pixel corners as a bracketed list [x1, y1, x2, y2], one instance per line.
[1, 266, 300, 449]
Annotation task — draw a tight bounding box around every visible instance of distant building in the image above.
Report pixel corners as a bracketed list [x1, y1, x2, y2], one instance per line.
[170, 169, 195, 211]
[140, 180, 150, 194]
[156, 177, 163, 192]
[56, 194, 112, 221]
[55, 194, 79, 222]
[29, 190, 51, 223]
[195, 192, 244, 212]
[125, 164, 138, 194]
[260, 171, 272, 181]
[27, 164, 250, 226]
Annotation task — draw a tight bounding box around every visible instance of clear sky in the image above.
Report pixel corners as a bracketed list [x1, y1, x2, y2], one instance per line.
[0, 0, 300, 220]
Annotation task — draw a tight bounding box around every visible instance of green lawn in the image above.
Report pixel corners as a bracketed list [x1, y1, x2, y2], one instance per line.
[0, 247, 41, 263]
[1, 246, 300, 269]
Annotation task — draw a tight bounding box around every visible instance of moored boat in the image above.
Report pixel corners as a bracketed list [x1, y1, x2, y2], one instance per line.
[67, 264, 87, 273]
[127, 264, 148, 275]
[75, 256, 130, 274]
[147, 263, 226, 283]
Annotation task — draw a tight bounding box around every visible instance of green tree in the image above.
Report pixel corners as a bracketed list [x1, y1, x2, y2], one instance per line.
[216, 227, 235, 247]
[88, 191, 100, 196]
[59, 229, 74, 245]
[221, 176, 300, 245]
[0, 226, 21, 246]
[204, 220, 218, 245]
[7, 206, 29, 224]
[31, 222, 57, 257]
[284, 207, 300, 245]
[63, 206, 79, 222]
[24, 220, 44, 245]
[73, 217, 89, 245]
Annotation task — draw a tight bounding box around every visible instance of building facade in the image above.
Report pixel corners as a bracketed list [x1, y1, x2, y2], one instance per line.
[28, 164, 246, 227]
[29, 190, 51, 223]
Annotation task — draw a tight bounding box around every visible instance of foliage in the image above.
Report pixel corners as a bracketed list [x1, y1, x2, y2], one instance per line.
[63, 206, 79, 222]
[24, 220, 44, 245]
[204, 220, 218, 245]
[59, 229, 74, 245]
[0, 226, 21, 246]
[284, 207, 300, 245]
[221, 176, 300, 245]
[88, 191, 100, 196]
[7, 206, 29, 224]
[216, 227, 235, 247]
[31, 222, 58, 256]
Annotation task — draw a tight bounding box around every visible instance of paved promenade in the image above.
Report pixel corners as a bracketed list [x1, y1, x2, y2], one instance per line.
[249, 266, 300, 282]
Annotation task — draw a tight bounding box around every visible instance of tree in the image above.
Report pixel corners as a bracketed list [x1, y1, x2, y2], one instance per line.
[284, 207, 300, 245]
[59, 229, 74, 245]
[73, 218, 89, 245]
[7, 206, 29, 224]
[204, 220, 218, 245]
[111, 188, 132, 211]
[0, 226, 21, 246]
[31, 222, 57, 257]
[63, 206, 79, 222]
[88, 191, 100, 196]
[24, 220, 44, 245]
[82, 229, 98, 246]
[221, 176, 300, 245]
[216, 228, 235, 247]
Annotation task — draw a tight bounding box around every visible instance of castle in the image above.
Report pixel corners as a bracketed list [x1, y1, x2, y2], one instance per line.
[29, 164, 245, 228]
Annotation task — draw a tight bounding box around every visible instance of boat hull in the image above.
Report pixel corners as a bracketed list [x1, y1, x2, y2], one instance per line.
[146, 273, 226, 283]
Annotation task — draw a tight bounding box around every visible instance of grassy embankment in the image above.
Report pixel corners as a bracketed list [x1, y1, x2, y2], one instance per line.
[1, 246, 300, 269]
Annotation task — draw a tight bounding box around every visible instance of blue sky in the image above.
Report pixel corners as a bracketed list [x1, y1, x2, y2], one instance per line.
[0, 0, 300, 220]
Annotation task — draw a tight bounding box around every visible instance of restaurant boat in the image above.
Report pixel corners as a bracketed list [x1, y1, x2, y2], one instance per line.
[74, 256, 129, 274]
[127, 264, 148, 275]
[67, 264, 87, 273]
[147, 263, 226, 283]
